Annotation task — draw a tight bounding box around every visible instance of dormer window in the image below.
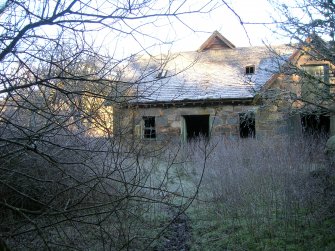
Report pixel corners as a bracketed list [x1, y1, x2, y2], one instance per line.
[245, 65, 255, 75]
[156, 69, 168, 79]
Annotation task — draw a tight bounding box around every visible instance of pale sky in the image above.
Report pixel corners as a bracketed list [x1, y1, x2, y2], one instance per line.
[94, 0, 292, 58]
[168, 0, 285, 50]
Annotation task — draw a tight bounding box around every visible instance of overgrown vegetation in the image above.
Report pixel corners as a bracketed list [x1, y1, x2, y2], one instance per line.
[1, 126, 334, 250]
[186, 137, 335, 250]
[0, 132, 191, 250]
[0, 0, 218, 249]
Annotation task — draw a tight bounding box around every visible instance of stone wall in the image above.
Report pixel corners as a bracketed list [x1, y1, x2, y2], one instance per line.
[256, 64, 335, 139]
[126, 104, 260, 141]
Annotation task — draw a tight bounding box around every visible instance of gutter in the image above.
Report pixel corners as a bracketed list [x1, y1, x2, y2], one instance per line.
[124, 97, 254, 108]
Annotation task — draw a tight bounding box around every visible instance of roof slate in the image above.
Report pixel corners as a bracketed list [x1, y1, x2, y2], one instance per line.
[125, 43, 294, 104]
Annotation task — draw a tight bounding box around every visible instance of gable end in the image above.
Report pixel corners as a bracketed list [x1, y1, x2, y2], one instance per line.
[198, 30, 236, 52]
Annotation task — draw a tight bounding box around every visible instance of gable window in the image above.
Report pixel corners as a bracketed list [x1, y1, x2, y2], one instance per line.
[245, 65, 255, 75]
[301, 65, 329, 99]
[302, 65, 329, 81]
[143, 116, 156, 139]
[239, 112, 255, 138]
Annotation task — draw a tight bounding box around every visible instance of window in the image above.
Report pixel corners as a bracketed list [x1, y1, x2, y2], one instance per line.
[182, 115, 209, 140]
[143, 116, 156, 139]
[302, 65, 328, 81]
[245, 65, 255, 75]
[239, 112, 255, 138]
[301, 65, 329, 99]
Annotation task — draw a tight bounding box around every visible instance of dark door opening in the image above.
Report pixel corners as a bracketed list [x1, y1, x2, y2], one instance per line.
[183, 115, 209, 140]
[301, 114, 330, 137]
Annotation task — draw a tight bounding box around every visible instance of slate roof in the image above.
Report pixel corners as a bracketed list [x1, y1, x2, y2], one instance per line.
[124, 33, 294, 104]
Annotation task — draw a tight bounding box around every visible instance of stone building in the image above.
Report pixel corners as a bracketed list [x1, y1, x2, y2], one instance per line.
[115, 31, 335, 141]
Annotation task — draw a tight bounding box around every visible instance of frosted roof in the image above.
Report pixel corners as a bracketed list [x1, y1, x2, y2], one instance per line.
[124, 45, 293, 104]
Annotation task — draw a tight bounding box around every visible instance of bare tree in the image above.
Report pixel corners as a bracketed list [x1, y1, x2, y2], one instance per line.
[267, 0, 335, 117]
[0, 0, 227, 249]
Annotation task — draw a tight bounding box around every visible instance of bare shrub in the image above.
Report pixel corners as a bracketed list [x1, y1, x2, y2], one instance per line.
[0, 128, 187, 250]
[188, 136, 334, 242]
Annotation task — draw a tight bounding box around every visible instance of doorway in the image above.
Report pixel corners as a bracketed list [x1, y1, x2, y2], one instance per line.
[183, 115, 210, 140]
[301, 114, 330, 137]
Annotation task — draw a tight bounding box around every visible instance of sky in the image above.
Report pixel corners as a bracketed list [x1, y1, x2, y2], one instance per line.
[168, 0, 285, 50]
[96, 0, 292, 58]
[0, 0, 293, 59]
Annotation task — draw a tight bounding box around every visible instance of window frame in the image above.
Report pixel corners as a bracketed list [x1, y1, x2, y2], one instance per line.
[301, 64, 329, 83]
[245, 65, 255, 75]
[301, 64, 330, 100]
[142, 116, 156, 139]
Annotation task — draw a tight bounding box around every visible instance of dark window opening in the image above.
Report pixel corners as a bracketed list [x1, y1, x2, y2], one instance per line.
[301, 114, 330, 137]
[245, 65, 255, 75]
[143, 116, 156, 139]
[183, 115, 209, 140]
[239, 112, 255, 138]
